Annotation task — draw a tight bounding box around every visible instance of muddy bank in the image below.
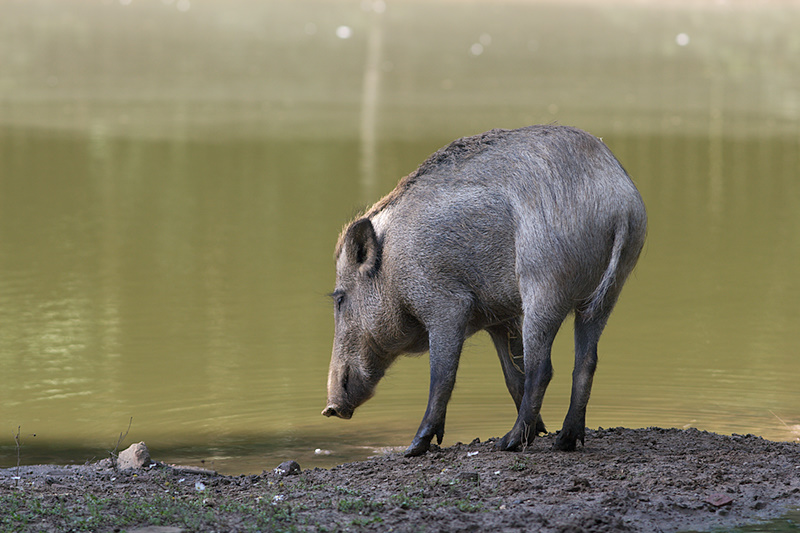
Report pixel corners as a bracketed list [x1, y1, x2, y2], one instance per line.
[2, 427, 799, 532]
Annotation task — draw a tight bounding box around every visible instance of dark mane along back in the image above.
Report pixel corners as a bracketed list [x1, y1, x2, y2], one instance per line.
[365, 128, 511, 217]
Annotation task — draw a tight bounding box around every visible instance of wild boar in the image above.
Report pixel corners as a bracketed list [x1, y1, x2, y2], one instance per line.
[322, 125, 646, 457]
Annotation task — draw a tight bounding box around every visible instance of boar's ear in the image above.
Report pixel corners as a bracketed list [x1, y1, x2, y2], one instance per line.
[345, 218, 380, 275]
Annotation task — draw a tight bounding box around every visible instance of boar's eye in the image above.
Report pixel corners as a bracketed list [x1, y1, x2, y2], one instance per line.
[332, 290, 346, 312]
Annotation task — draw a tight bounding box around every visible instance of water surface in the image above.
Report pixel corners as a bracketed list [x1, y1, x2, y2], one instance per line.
[1, 0, 799, 474]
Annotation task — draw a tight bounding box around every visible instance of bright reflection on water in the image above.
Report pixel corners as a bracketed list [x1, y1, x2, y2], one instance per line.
[1, 0, 799, 475]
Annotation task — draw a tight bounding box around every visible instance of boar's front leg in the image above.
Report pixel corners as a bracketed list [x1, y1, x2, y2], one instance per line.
[405, 322, 466, 457]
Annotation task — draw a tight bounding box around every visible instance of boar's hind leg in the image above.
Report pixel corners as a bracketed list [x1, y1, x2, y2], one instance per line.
[554, 312, 609, 451]
[487, 320, 545, 434]
[405, 322, 467, 457]
[496, 308, 565, 452]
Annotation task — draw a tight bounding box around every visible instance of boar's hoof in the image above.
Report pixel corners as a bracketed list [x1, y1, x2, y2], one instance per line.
[553, 429, 585, 451]
[494, 435, 519, 452]
[321, 406, 352, 419]
[494, 431, 531, 452]
[404, 438, 432, 457]
[554, 438, 577, 452]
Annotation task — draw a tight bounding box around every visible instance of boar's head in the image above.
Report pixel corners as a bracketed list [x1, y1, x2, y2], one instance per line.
[322, 218, 397, 420]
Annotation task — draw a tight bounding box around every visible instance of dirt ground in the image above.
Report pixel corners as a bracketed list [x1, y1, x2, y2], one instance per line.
[2, 427, 800, 532]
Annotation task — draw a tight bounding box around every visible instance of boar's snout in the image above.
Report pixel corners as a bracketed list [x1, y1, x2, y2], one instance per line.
[324, 354, 380, 421]
[321, 405, 352, 419]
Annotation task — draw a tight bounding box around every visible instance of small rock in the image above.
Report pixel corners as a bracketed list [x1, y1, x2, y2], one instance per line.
[274, 460, 301, 476]
[117, 442, 152, 470]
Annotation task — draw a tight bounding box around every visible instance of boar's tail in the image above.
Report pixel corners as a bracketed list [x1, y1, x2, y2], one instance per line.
[582, 217, 631, 321]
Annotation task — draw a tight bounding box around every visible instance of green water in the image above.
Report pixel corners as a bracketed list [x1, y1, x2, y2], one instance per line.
[1, 0, 799, 477]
